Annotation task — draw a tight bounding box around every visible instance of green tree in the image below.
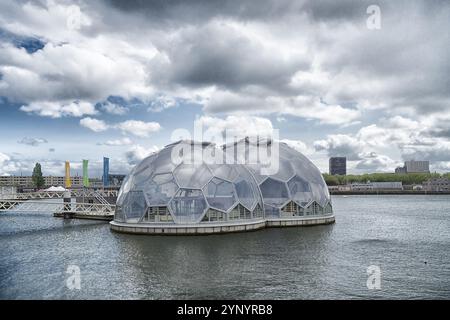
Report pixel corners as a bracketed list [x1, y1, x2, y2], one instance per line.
[32, 162, 45, 189]
[322, 172, 447, 185]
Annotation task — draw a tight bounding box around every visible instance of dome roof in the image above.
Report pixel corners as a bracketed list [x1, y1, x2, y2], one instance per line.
[222, 138, 330, 217]
[115, 139, 332, 224]
[115, 140, 264, 224]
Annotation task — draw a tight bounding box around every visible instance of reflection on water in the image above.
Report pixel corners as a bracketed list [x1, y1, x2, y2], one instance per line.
[1, 195, 450, 299]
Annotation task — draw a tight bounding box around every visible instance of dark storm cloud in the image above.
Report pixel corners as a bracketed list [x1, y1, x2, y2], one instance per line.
[106, 0, 301, 25]
[149, 23, 310, 91]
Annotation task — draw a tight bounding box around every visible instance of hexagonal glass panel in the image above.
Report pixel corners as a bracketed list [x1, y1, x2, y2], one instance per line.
[287, 175, 313, 205]
[133, 165, 154, 189]
[209, 164, 239, 182]
[234, 176, 257, 210]
[259, 177, 289, 207]
[114, 205, 125, 222]
[144, 180, 178, 206]
[152, 173, 174, 185]
[116, 167, 136, 206]
[310, 182, 329, 207]
[122, 190, 146, 221]
[173, 163, 212, 189]
[271, 157, 295, 181]
[264, 203, 281, 218]
[169, 189, 207, 223]
[203, 177, 237, 212]
[151, 147, 179, 174]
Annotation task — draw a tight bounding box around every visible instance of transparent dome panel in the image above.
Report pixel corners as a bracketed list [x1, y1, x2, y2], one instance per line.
[116, 168, 136, 205]
[114, 206, 125, 222]
[173, 163, 212, 189]
[271, 157, 295, 181]
[144, 180, 178, 206]
[151, 147, 178, 174]
[287, 175, 313, 205]
[310, 182, 329, 207]
[152, 173, 174, 185]
[133, 165, 154, 189]
[259, 178, 289, 206]
[264, 203, 281, 218]
[203, 177, 237, 212]
[209, 164, 239, 182]
[169, 189, 207, 223]
[122, 190, 146, 221]
[234, 176, 256, 210]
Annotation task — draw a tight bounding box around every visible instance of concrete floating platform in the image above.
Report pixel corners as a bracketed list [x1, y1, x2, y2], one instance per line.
[53, 212, 114, 221]
[110, 215, 335, 235]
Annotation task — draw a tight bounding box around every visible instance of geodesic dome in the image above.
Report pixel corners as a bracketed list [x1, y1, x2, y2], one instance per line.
[114, 138, 332, 225]
[115, 140, 264, 224]
[223, 138, 332, 218]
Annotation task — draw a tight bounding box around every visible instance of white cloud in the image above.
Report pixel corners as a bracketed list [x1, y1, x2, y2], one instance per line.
[314, 134, 363, 160]
[196, 115, 274, 143]
[80, 117, 109, 132]
[97, 137, 133, 146]
[115, 120, 161, 138]
[20, 101, 97, 118]
[125, 144, 160, 165]
[80, 118, 161, 137]
[280, 139, 313, 156]
[100, 102, 129, 115]
[18, 137, 48, 146]
[148, 95, 178, 112]
[354, 154, 399, 173]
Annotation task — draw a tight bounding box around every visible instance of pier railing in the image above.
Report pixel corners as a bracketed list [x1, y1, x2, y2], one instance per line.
[0, 189, 118, 200]
[0, 200, 115, 216]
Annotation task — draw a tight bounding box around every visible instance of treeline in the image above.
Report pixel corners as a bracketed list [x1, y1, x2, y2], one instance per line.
[322, 172, 450, 186]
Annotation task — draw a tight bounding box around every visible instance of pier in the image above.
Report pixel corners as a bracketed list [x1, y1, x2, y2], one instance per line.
[0, 189, 116, 220]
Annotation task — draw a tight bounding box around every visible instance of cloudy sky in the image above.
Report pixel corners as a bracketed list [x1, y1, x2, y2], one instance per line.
[0, 0, 449, 177]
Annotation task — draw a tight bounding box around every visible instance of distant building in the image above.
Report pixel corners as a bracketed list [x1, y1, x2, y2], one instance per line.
[423, 178, 450, 192]
[329, 157, 347, 175]
[395, 160, 430, 174]
[349, 182, 403, 191]
[404, 160, 430, 173]
[108, 174, 126, 187]
[395, 166, 407, 174]
[0, 186, 17, 199]
[328, 185, 351, 192]
[371, 182, 403, 190]
[350, 183, 373, 191]
[0, 175, 101, 189]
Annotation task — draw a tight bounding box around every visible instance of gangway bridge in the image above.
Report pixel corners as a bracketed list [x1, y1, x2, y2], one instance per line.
[0, 189, 118, 200]
[0, 189, 117, 220]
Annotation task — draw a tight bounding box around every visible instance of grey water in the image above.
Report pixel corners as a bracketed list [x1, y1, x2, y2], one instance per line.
[1, 195, 449, 299]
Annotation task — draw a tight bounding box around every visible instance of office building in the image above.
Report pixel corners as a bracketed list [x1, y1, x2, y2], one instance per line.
[404, 160, 430, 173]
[329, 157, 347, 175]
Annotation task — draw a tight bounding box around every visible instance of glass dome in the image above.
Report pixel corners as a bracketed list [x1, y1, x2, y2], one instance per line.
[115, 138, 332, 225]
[115, 140, 264, 224]
[222, 137, 332, 218]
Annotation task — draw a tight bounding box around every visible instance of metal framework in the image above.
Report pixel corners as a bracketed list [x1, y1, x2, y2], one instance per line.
[0, 189, 118, 201]
[0, 200, 115, 216]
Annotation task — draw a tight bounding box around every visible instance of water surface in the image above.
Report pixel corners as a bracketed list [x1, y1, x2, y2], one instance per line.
[1, 195, 449, 299]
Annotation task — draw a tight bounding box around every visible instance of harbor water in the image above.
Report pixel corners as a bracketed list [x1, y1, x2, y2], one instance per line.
[1, 195, 449, 299]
